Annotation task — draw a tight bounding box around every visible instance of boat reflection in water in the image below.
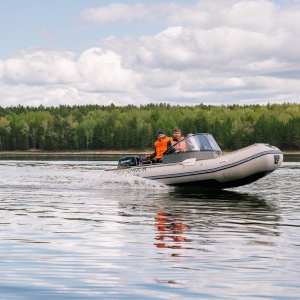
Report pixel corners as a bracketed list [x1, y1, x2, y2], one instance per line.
[155, 210, 189, 250]
[150, 188, 281, 255]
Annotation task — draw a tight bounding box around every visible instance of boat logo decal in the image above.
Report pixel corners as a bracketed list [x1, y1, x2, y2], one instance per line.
[274, 155, 280, 164]
[114, 167, 147, 174]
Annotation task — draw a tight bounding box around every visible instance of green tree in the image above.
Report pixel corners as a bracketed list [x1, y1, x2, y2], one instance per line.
[0, 117, 11, 150]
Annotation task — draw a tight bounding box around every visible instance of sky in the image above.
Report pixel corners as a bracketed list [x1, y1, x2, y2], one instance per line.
[0, 0, 300, 108]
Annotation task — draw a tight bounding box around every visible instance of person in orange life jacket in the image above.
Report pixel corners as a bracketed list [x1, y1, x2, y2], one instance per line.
[145, 130, 170, 163]
[169, 127, 186, 152]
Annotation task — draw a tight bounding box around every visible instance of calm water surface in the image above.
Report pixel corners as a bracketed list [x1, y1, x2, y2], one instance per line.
[0, 157, 299, 299]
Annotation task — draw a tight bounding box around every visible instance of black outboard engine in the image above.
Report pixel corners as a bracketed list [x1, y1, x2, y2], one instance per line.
[118, 156, 141, 168]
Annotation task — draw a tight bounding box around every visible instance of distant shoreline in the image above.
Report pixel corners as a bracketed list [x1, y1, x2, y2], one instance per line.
[0, 150, 150, 156]
[0, 149, 299, 155]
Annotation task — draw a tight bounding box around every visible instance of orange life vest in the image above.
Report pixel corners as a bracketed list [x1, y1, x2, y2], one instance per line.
[171, 136, 187, 152]
[154, 137, 171, 159]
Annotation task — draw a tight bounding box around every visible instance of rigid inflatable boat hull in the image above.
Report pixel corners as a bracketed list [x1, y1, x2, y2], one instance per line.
[110, 134, 283, 189]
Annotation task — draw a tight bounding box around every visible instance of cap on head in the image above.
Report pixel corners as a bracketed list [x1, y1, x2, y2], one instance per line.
[157, 130, 164, 135]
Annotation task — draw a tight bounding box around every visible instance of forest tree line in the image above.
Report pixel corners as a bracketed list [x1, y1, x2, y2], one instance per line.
[0, 103, 299, 152]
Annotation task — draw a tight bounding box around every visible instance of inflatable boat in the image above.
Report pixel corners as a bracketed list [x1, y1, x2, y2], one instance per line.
[109, 133, 283, 189]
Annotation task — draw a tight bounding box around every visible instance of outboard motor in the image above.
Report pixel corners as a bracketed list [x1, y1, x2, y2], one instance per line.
[118, 156, 141, 168]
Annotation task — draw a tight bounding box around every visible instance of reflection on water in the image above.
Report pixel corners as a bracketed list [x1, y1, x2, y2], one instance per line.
[148, 189, 281, 258]
[0, 160, 299, 299]
[155, 210, 189, 250]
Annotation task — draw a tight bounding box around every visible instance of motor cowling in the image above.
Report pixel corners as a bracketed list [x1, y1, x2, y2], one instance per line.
[118, 156, 141, 168]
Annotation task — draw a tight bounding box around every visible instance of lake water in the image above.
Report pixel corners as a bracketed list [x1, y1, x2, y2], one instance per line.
[0, 156, 299, 299]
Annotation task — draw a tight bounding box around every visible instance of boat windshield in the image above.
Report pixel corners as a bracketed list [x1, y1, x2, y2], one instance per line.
[164, 133, 222, 155]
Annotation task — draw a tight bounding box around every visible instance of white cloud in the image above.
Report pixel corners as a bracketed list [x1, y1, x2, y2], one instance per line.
[1, 0, 300, 107]
[77, 47, 138, 92]
[79, 3, 149, 24]
[0, 47, 142, 107]
[1, 49, 80, 85]
[40, 28, 57, 40]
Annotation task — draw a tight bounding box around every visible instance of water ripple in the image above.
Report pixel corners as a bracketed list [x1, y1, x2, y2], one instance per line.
[0, 161, 299, 299]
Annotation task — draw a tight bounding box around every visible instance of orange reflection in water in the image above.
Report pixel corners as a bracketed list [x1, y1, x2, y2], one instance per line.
[154, 211, 188, 249]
